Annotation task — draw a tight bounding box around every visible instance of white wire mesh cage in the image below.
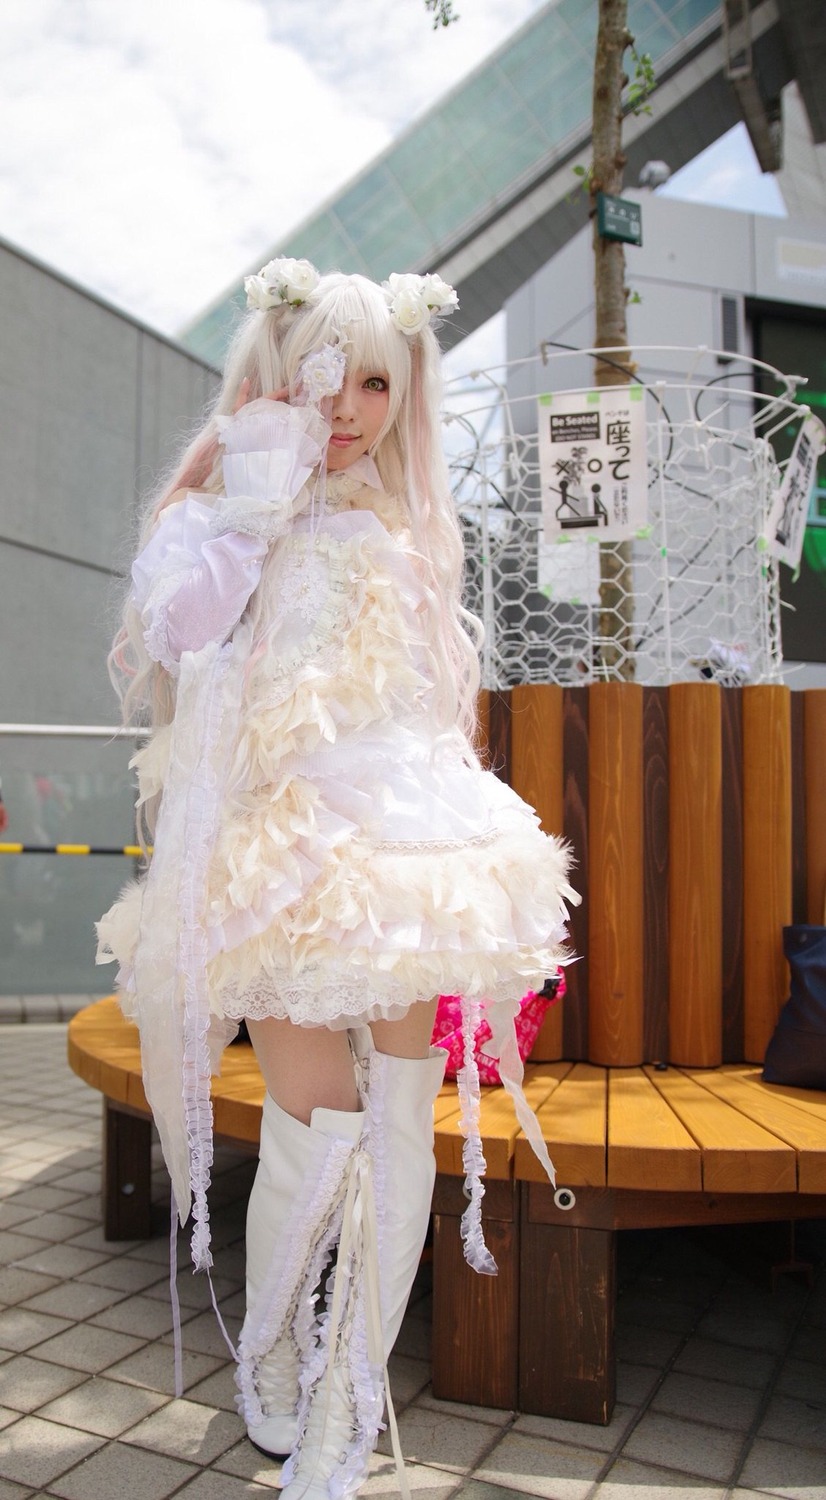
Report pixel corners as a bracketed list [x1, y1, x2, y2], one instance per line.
[442, 345, 813, 689]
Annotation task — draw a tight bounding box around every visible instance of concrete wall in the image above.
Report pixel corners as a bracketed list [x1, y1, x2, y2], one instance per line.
[0, 238, 219, 726]
[0, 239, 220, 992]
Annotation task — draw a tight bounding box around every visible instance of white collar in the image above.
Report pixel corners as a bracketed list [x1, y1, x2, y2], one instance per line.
[334, 453, 384, 491]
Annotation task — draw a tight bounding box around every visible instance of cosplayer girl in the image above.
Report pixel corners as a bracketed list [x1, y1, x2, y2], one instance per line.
[97, 260, 576, 1499]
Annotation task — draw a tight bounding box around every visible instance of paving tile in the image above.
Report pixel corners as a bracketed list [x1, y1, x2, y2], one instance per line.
[0, 1478, 34, 1499]
[160, 1308, 242, 1360]
[0, 1414, 103, 1488]
[615, 1361, 661, 1407]
[30, 1324, 145, 1375]
[615, 1324, 685, 1369]
[0, 1231, 51, 1266]
[11, 1245, 109, 1280]
[384, 1352, 430, 1407]
[391, 1313, 431, 1362]
[788, 1325, 826, 1365]
[0, 1409, 19, 1433]
[51, 1194, 101, 1224]
[6, 1187, 86, 1215]
[104, 1342, 224, 1397]
[185, 1364, 239, 1413]
[694, 1307, 790, 1354]
[616, 1292, 700, 1333]
[595, 1457, 727, 1498]
[143, 1271, 238, 1308]
[43, 1170, 99, 1196]
[376, 1405, 500, 1474]
[460, 1484, 530, 1500]
[739, 1436, 826, 1498]
[776, 1356, 826, 1407]
[622, 1410, 743, 1482]
[0, 1163, 66, 1187]
[758, 1392, 826, 1451]
[123, 1397, 241, 1465]
[89, 1294, 190, 1340]
[674, 1336, 777, 1390]
[47, 1440, 197, 1500]
[512, 1403, 637, 1452]
[360, 1455, 459, 1496]
[0, 1308, 72, 1355]
[0, 1355, 88, 1414]
[38, 1376, 170, 1438]
[20, 1282, 125, 1321]
[652, 1371, 762, 1431]
[211, 1439, 284, 1488]
[413, 1388, 513, 1428]
[63, 1223, 137, 1254]
[475, 1432, 604, 1499]
[17, 1214, 100, 1246]
[0, 1270, 59, 1307]
[76, 1256, 167, 1293]
[0, 1204, 41, 1231]
[174, 1472, 279, 1498]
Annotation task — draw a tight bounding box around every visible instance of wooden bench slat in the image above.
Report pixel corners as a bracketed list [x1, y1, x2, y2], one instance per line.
[607, 1068, 702, 1192]
[514, 1063, 607, 1186]
[737, 1068, 826, 1128]
[512, 684, 565, 1061]
[589, 682, 644, 1065]
[434, 1064, 572, 1180]
[742, 686, 792, 1061]
[646, 1066, 796, 1194]
[804, 688, 826, 925]
[690, 1067, 826, 1193]
[669, 684, 723, 1066]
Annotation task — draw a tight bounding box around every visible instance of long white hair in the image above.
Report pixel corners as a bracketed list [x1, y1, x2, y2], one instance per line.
[110, 271, 481, 743]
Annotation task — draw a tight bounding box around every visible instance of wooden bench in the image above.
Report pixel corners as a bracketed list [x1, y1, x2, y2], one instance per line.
[68, 681, 826, 1425]
[430, 681, 826, 1424]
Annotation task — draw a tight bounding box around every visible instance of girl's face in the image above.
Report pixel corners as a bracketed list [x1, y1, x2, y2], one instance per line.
[326, 367, 390, 470]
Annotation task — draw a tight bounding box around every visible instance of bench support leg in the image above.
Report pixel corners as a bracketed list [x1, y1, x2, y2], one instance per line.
[520, 1195, 616, 1425]
[431, 1175, 520, 1409]
[103, 1101, 153, 1241]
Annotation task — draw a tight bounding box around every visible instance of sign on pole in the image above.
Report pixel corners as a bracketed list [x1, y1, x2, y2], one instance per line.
[764, 412, 825, 569]
[538, 386, 648, 544]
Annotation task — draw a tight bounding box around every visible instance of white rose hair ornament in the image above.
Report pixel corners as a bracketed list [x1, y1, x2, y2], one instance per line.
[244, 256, 320, 311]
[383, 272, 459, 334]
[244, 256, 459, 337]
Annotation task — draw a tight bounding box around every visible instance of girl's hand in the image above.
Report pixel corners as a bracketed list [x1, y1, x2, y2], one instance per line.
[232, 378, 289, 414]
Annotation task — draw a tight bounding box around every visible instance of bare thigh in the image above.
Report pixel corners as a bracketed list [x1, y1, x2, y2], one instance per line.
[246, 997, 439, 1124]
[370, 996, 438, 1059]
[247, 1018, 359, 1124]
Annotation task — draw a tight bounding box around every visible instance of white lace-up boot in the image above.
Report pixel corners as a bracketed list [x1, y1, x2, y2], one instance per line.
[366, 1043, 447, 1353]
[279, 1041, 446, 1499]
[237, 1093, 363, 1461]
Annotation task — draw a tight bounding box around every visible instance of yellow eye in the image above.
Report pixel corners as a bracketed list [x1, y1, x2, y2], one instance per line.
[363, 375, 388, 392]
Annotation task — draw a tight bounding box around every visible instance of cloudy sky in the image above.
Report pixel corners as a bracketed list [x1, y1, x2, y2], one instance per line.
[1, 0, 783, 343]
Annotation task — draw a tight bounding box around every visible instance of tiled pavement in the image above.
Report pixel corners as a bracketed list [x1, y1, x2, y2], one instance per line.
[1, 1024, 825, 1500]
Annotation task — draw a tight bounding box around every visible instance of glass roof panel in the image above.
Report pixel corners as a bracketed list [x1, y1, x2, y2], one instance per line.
[184, 0, 728, 362]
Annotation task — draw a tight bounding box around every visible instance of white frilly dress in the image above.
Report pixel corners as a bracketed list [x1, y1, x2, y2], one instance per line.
[97, 400, 577, 1274]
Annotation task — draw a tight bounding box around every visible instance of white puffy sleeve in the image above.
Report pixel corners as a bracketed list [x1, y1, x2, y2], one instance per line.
[131, 401, 331, 674]
[214, 399, 330, 540]
[131, 499, 267, 673]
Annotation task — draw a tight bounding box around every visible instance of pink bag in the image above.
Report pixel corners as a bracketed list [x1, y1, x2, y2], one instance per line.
[431, 973, 565, 1084]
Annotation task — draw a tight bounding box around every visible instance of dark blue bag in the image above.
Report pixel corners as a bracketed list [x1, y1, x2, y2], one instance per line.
[763, 925, 826, 1091]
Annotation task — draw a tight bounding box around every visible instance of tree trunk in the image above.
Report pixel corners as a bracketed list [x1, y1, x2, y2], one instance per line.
[592, 0, 636, 680]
